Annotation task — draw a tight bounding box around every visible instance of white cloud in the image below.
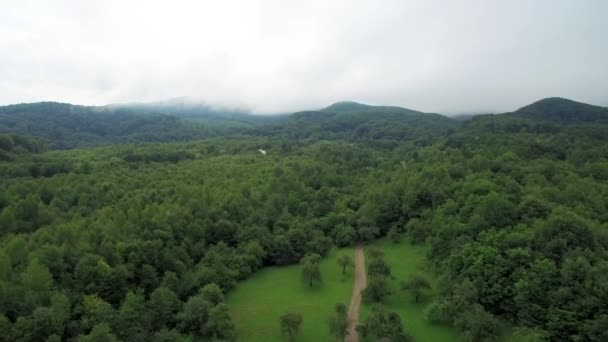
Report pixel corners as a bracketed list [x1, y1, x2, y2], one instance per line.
[0, 0, 606, 114]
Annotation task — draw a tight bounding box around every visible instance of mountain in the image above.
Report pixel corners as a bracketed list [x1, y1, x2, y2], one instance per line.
[111, 99, 287, 128]
[510, 97, 608, 124]
[0, 102, 209, 149]
[0, 101, 289, 149]
[254, 101, 458, 145]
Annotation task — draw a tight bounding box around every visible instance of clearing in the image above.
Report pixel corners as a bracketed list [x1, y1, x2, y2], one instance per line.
[227, 247, 355, 341]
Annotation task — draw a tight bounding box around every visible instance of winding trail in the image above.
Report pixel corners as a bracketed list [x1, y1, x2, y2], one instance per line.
[345, 244, 366, 342]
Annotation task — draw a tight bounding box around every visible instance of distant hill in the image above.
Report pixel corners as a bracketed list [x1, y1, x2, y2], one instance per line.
[510, 97, 608, 124]
[0, 102, 210, 149]
[0, 101, 288, 149]
[253, 101, 458, 145]
[111, 99, 287, 129]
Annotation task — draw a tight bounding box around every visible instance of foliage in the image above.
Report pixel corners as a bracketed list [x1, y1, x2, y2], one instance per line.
[401, 273, 431, 303]
[301, 253, 322, 287]
[357, 304, 413, 341]
[328, 303, 348, 341]
[279, 312, 302, 340]
[337, 254, 354, 275]
[0, 96, 607, 340]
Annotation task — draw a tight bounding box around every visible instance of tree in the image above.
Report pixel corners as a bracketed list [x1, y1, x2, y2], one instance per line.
[401, 273, 431, 303]
[368, 257, 392, 279]
[200, 283, 224, 306]
[362, 277, 392, 303]
[179, 294, 211, 337]
[81, 295, 115, 332]
[301, 253, 322, 287]
[206, 303, 235, 341]
[116, 291, 149, 342]
[337, 254, 354, 275]
[79, 323, 119, 342]
[366, 246, 384, 260]
[279, 312, 302, 340]
[357, 305, 413, 342]
[454, 304, 501, 342]
[328, 303, 348, 340]
[148, 286, 181, 330]
[388, 227, 402, 243]
[21, 258, 53, 309]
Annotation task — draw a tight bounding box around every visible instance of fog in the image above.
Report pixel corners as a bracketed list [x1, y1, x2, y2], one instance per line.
[1, 0, 607, 114]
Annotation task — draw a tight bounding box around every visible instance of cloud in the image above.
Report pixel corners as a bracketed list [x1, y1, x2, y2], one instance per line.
[0, 0, 607, 114]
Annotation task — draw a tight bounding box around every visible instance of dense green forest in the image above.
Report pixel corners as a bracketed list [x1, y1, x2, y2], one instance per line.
[0, 102, 279, 149]
[0, 97, 607, 341]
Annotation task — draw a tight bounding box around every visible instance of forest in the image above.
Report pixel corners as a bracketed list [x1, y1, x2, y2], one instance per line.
[0, 97, 607, 341]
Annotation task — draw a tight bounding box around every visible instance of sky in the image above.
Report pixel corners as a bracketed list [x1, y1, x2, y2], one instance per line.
[1, 0, 607, 114]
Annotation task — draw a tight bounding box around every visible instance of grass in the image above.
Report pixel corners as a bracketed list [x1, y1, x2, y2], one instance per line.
[227, 247, 355, 341]
[361, 238, 462, 341]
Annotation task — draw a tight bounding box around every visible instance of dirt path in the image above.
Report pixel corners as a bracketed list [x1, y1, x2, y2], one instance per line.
[345, 244, 366, 342]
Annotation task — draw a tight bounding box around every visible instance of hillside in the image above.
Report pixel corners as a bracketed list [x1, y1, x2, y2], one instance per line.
[510, 97, 608, 124]
[254, 101, 458, 145]
[0, 102, 211, 149]
[0, 97, 607, 341]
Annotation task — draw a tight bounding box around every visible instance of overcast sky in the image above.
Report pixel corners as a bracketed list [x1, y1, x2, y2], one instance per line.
[1, 0, 607, 114]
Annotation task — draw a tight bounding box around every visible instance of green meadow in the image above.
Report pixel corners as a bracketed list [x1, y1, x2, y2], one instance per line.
[361, 238, 462, 341]
[227, 248, 355, 341]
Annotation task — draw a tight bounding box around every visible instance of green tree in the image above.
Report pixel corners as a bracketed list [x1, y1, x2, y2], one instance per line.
[279, 312, 302, 341]
[337, 254, 354, 275]
[179, 294, 211, 337]
[301, 253, 322, 287]
[362, 277, 392, 303]
[21, 258, 53, 308]
[148, 286, 181, 330]
[454, 304, 501, 342]
[401, 273, 431, 303]
[357, 305, 413, 342]
[206, 303, 235, 341]
[328, 303, 348, 340]
[81, 295, 115, 332]
[79, 323, 119, 342]
[368, 257, 392, 279]
[200, 283, 224, 306]
[116, 291, 149, 341]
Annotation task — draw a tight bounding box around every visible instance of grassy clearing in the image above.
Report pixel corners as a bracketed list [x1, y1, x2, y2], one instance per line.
[227, 248, 355, 341]
[361, 238, 462, 341]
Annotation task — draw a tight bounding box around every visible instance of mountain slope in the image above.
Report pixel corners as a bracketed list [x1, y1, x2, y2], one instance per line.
[510, 97, 608, 124]
[255, 102, 458, 145]
[0, 102, 208, 149]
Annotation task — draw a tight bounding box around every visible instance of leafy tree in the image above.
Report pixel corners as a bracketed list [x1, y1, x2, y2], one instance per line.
[179, 294, 211, 337]
[79, 323, 119, 342]
[363, 277, 392, 303]
[337, 254, 354, 275]
[368, 257, 392, 279]
[200, 283, 224, 306]
[206, 303, 235, 341]
[328, 303, 348, 340]
[454, 304, 501, 342]
[279, 312, 302, 341]
[115, 291, 149, 341]
[81, 295, 115, 332]
[21, 258, 53, 308]
[300, 253, 322, 287]
[401, 273, 431, 303]
[148, 286, 181, 330]
[357, 305, 413, 341]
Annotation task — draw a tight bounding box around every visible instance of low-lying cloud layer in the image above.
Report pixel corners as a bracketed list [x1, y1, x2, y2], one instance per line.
[1, 0, 607, 114]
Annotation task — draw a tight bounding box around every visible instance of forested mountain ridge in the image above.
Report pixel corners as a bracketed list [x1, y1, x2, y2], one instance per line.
[510, 97, 608, 124]
[2, 98, 606, 151]
[253, 101, 458, 145]
[0, 102, 212, 149]
[0, 96, 607, 341]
